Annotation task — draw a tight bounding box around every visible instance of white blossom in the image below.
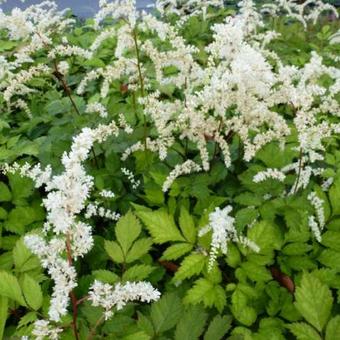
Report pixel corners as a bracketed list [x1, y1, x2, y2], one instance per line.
[89, 280, 160, 320]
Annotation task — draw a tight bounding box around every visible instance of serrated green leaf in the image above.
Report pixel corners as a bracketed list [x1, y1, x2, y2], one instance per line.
[13, 238, 39, 272]
[174, 305, 208, 340]
[122, 264, 155, 281]
[116, 212, 141, 255]
[179, 207, 196, 244]
[136, 209, 185, 244]
[0, 271, 26, 306]
[21, 274, 43, 310]
[318, 249, 340, 271]
[150, 293, 183, 334]
[125, 238, 153, 263]
[248, 221, 283, 253]
[329, 177, 340, 216]
[184, 278, 226, 312]
[105, 240, 124, 263]
[174, 253, 206, 282]
[325, 315, 340, 340]
[204, 315, 232, 340]
[18, 311, 37, 329]
[241, 262, 272, 282]
[92, 270, 119, 284]
[294, 273, 333, 332]
[8, 174, 34, 202]
[137, 312, 155, 337]
[231, 289, 257, 326]
[161, 243, 193, 260]
[287, 322, 321, 340]
[0, 296, 7, 340]
[123, 331, 150, 340]
[321, 231, 340, 251]
[0, 182, 11, 202]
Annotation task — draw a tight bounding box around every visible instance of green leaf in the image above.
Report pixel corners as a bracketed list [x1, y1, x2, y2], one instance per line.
[161, 243, 193, 260]
[18, 311, 37, 329]
[294, 273, 333, 332]
[204, 315, 232, 340]
[0, 271, 26, 306]
[122, 264, 155, 281]
[247, 221, 283, 253]
[5, 206, 37, 235]
[179, 207, 196, 244]
[8, 174, 34, 202]
[123, 331, 150, 340]
[174, 253, 206, 282]
[287, 323, 321, 340]
[321, 231, 340, 251]
[136, 209, 185, 244]
[0, 182, 11, 202]
[329, 177, 340, 216]
[174, 305, 208, 340]
[116, 211, 141, 255]
[150, 293, 183, 334]
[184, 278, 226, 312]
[325, 316, 340, 340]
[0, 297, 8, 340]
[92, 270, 119, 284]
[104, 240, 124, 263]
[241, 262, 272, 282]
[231, 289, 257, 326]
[125, 238, 153, 263]
[318, 249, 340, 270]
[13, 238, 40, 272]
[137, 312, 155, 337]
[21, 274, 43, 310]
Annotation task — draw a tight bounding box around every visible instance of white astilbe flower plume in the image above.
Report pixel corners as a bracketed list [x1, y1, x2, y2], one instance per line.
[199, 206, 259, 269]
[89, 280, 161, 320]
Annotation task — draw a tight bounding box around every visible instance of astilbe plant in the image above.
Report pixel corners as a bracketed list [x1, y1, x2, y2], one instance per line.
[0, 0, 339, 339]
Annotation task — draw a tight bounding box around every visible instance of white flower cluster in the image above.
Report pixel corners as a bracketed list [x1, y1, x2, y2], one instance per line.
[89, 280, 160, 320]
[100, 189, 115, 198]
[253, 168, 286, 183]
[199, 206, 259, 269]
[121, 167, 141, 190]
[86, 102, 108, 118]
[85, 202, 120, 221]
[307, 191, 325, 241]
[31, 320, 63, 340]
[162, 160, 202, 192]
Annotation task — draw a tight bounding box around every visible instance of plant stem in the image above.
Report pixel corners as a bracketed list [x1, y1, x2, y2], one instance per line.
[87, 315, 105, 340]
[293, 148, 303, 195]
[66, 235, 80, 340]
[132, 27, 148, 150]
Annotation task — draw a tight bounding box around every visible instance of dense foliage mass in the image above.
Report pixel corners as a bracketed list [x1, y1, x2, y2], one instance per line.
[0, 0, 340, 339]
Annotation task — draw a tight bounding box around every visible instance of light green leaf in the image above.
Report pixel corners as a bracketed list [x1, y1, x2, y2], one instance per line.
[122, 264, 155, 281]
[0, 182, 11, 202]
[123, 331, 150, 340]
[92, 270, 119, 284]
[0, 271, 26, 306]
[325, 316, 340, 340]
[104, 240, 124, 263]
[21, 274, 43, 310]
[241, 262, 272, 282]
[329, 177, 340, 216]
[248, 221, 283, 253]
[136, 209, 185, 244]
[184, 278, 226, 312]
[204, 315, 232, 340]
[161, 243, 193, 261]
[18, 311, 37, 329]
[287, 322, 321, 340]
[0, 296, 8, 340]
[150, 293, 183, 334]
[231, 289, 257, 326]
[116, 211, 141, 255]
[174, 253, 206, 282]
[294, 273, 333, 332]
[174, 305, 208, 340]
[13, 238, 40, 272]
[179, 207, 196, 244]
[125, 238, 153, 263]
